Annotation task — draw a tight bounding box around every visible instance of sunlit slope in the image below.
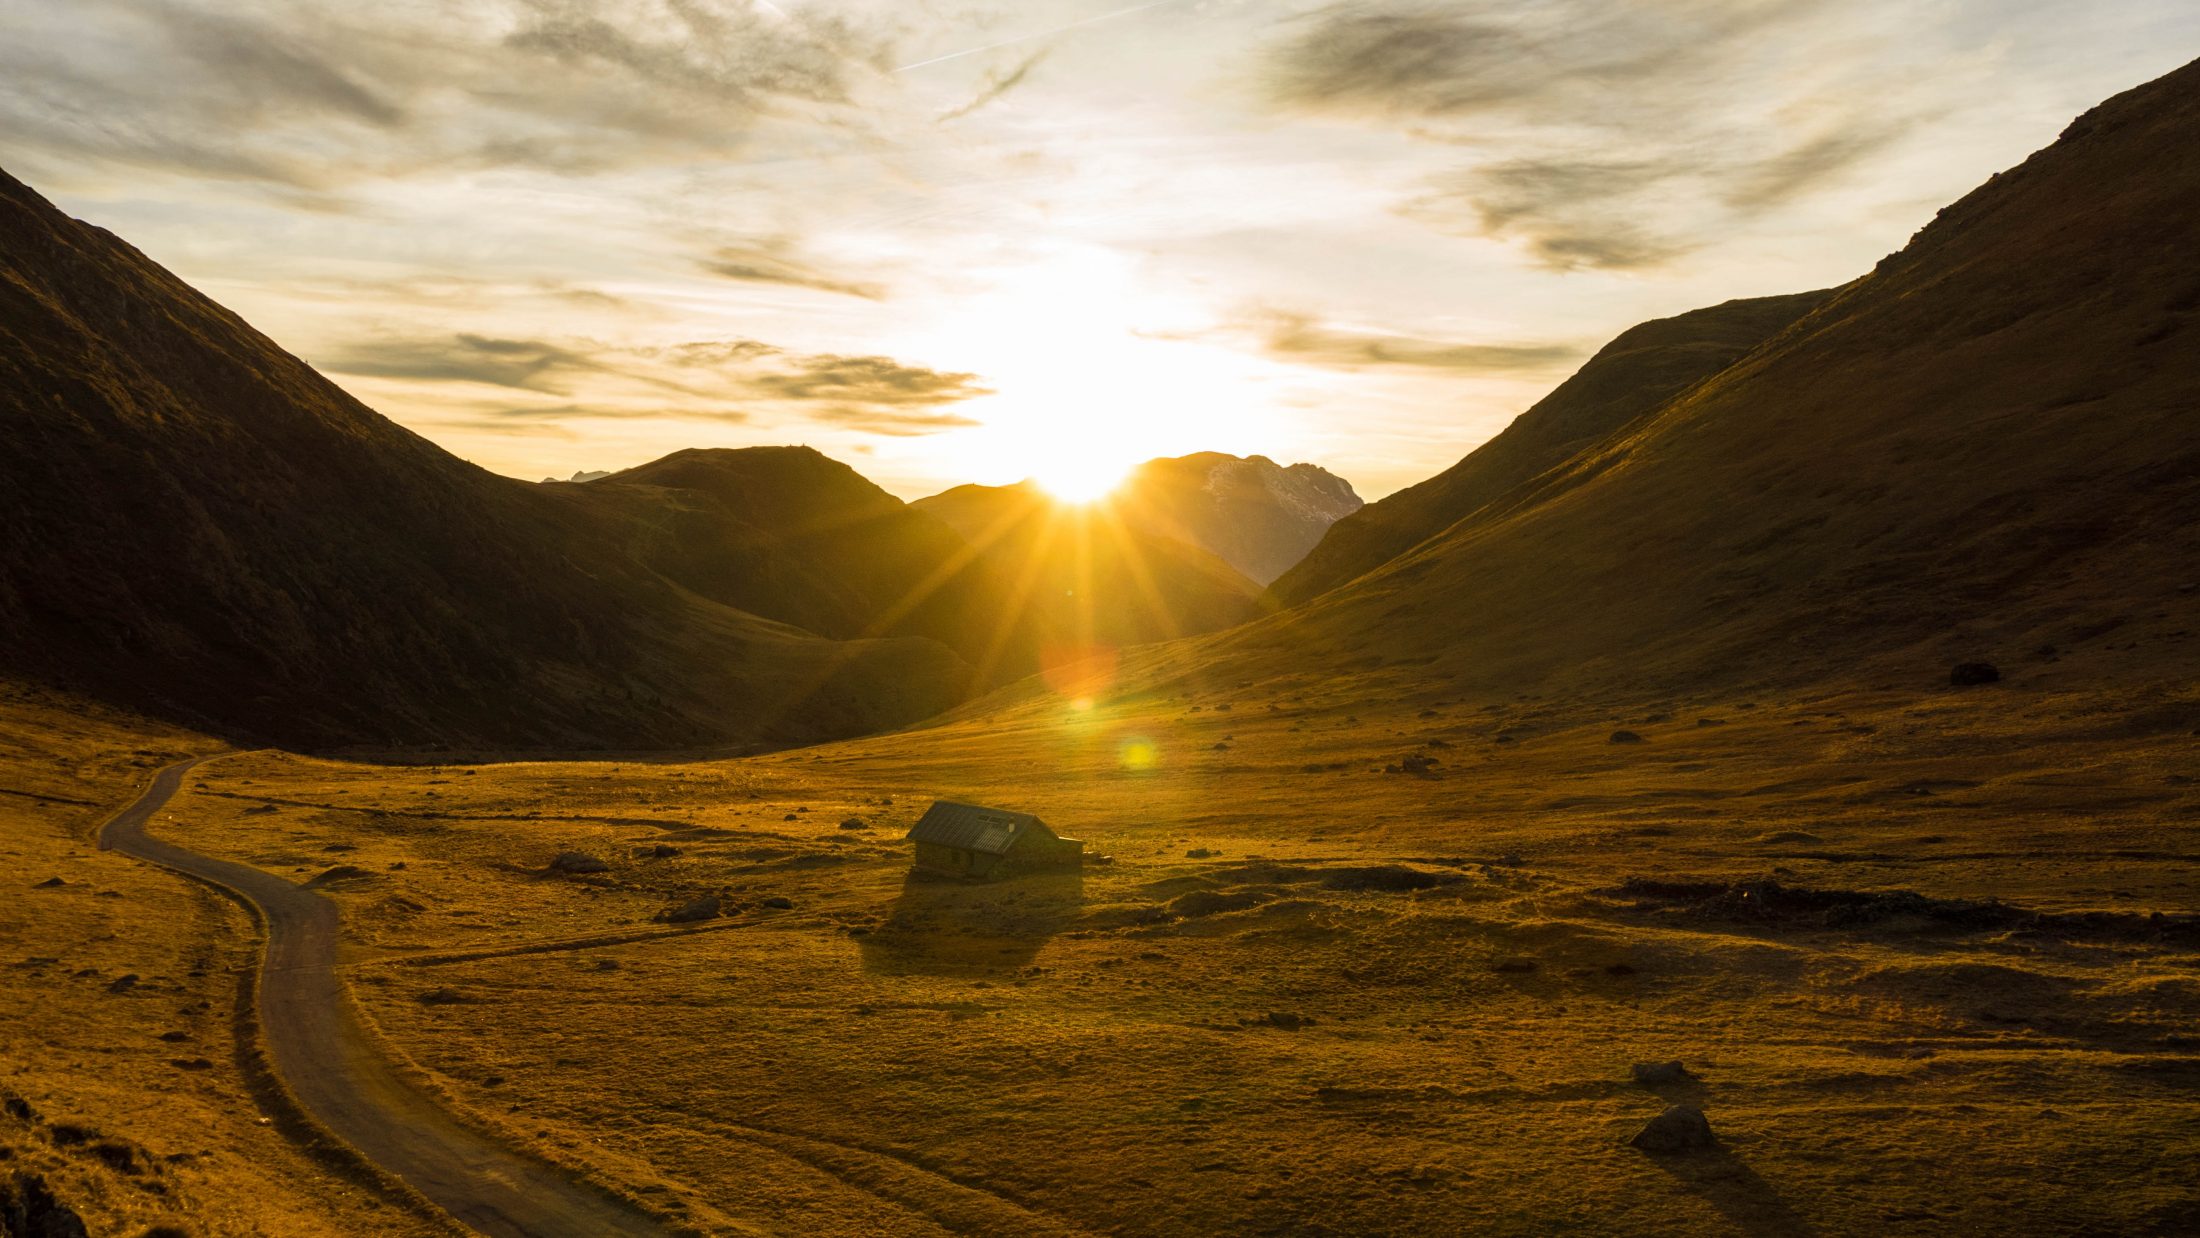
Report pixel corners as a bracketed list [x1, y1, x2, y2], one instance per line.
[913, 480, 1265, 651]
[1229, 57, 2200, 699]
[1271, 290, 1833, 606]
[0, 170, 966, 750]
[575, 447, 1046, 683]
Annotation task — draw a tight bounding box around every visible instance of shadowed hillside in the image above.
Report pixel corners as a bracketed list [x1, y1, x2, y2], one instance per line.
[1221, 56, 2200, 702]
[576, 447, 1045, 682]
[1113, 452, 1362, 586]
[0, 170, 969, 750]
[1270, 290, 1833, 606]
[913, 480, 1264, 652]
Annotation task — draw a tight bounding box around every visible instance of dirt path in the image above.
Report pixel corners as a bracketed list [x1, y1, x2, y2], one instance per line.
[100, 756, 666, 1238]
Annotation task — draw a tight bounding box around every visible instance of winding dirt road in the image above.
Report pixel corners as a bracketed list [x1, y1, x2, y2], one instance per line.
[100, 756, 665, 1238]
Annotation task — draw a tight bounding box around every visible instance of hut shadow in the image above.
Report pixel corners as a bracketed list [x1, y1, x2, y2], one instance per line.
[1644, 1145, 1818, 1237]
[858, 867, 1084, 977]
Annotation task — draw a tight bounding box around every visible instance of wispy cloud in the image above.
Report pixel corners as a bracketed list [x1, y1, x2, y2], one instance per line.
[699, 240, 886, 300]
[1259, 0, 1928, 269]
[936, 49, 1048, 123]
[0, 0, 898, 190]
[1156, 309, 1581, 373]
[323, 330, 989, 437]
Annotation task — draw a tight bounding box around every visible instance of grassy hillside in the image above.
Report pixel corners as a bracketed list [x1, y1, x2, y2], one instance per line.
[573, 447, 1045, 683]
[912, 480, 1265, 655]
[1271, 290, 1833, 606]
[0, 170, 969, 751]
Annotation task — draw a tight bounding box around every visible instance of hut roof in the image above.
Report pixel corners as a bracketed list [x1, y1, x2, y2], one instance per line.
[906, 801, 1054, 856]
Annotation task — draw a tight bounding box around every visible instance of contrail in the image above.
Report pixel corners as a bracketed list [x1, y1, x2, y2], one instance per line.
[894, 0, 1181, 73]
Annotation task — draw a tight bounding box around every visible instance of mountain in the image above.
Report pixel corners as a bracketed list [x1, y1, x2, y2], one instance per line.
[579, 447, 1043, 681]
[1219, 56, 2200, 701]
[541, 469, 612, 484]
[1269, 290, 1833, 606]
[912, 480, 1264, 653]
[1113, 453, 1361, 586]
[0, 169, 971, 750]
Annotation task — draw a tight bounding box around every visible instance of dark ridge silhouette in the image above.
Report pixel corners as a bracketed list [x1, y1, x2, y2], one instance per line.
[0, 168, 969, 751]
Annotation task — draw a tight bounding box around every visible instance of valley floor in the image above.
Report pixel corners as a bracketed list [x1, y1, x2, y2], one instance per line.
[7, 665, 2200, 1235]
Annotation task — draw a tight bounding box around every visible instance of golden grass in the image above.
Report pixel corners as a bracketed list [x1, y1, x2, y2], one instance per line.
[0, 686, 443, 1237]
[108, 672, 2200, 1234]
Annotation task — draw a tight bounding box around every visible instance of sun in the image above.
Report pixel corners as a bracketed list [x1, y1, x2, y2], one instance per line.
[1032, 454, 1133, 503]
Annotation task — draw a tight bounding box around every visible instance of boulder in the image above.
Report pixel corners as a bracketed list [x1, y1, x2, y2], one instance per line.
[0, 1170, 90, 1238]
[838, 817, 869, 831]
[1950, 661, 2002, 686]
[1629, 1104, 1715, 1154]
[1631, 1060, 1693, 1086]
[1609, 730, 1645, 744]
[659, 895, 722, 924]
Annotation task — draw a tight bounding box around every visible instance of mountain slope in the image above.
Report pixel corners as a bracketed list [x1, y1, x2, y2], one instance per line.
[1269, 290, 1833, 606]
[579, 446, 1044, 680]
[0, 169, 966, 749]
[913, 480, 1264, 652]
[1112, 453, 1361, 587]
[1217, 56, 2200, 701]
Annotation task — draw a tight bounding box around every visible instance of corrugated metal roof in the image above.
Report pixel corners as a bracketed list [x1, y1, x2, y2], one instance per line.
[906, 800, 1050, 855]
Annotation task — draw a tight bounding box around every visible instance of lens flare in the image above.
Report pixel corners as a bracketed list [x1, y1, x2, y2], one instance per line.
[1119, 738, 1159, 771]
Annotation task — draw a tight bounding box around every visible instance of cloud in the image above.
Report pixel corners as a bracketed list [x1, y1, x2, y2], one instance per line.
[699, 241, 886, 300]
[1159, 310, 1582, 373]
[324, 331, 990, 437]
[936, 49, 1048, 123]
[0, 0, 899, 190]
[323, 333, 605, 392]
[803, 407, 985, 437]
[1258, 1, 1925, 269]
[747, 354, 992, 407]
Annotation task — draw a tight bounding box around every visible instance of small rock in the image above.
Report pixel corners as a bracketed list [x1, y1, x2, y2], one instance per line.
[157, 1031, 191, 1043]
[761, 896, 794, 910]
[31, 877, 65, 889]
[1950, 661, 2001, 686]
[658, 895, 722, 924]
[1629, 1104, 1715, 1154]
[1631, 1060, 1693, 1086]
[1186, 847, 1218, 859]
[1491, 959, 1538, 974]
[640, 844, 682, 859]
[106, 974, 140, 994]
[783, 813, 799, 822]
[1259, 1011, 1310, 1031]
[548, 852, 610, 875]
[418, 987, 470, 1005]
[1609, 730, 1645, 745]
[838, 817, 869, 831]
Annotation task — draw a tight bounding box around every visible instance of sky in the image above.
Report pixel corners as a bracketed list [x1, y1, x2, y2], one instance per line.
[4, 1, 2197, 500]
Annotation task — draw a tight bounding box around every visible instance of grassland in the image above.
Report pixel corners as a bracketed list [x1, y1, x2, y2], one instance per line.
[0, 686, 445, 1237]
[50, 658, 2196, 1235]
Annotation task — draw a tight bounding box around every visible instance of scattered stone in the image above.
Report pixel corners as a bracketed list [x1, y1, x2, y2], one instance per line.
[88, 1142, 139, 1174]
[0, 1170, 89, 1238]
[1604, 963, 1638, 977]
[838, 817, 869, 831]
[418, 987, 471, 1005]
[1950, 661, 2002, 686]
[167, 1058, 214, 1071]
[31, 877, 65, 889]
[1426, 738, 1454, 749]
[760, 896, 794, 910]
[593, 959, 620, 971]
[638, 844, 682, 859]
[2, 1096, 34, 1123]
[783, 813, 799, 822]
[1253, 1011, 1311, 1031]
[1212, 742, 1230, 751]
[658, 895, 722, 924]
[1186, 847, 1218, 859]
[1609, 730, 1645, 745]
[547, 852, 610, 875]
[1629, 1104, 1715, 1154]
[157, 1031, 190, 1043]
[1388, 753, 1439, 777]
[1490, 959, 1538, 974]
[1631, 1060, 1693, 1086]
[106, 974, 139, 994]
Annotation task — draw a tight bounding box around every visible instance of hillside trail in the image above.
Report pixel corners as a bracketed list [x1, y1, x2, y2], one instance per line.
[99, 755, 667, 1238]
